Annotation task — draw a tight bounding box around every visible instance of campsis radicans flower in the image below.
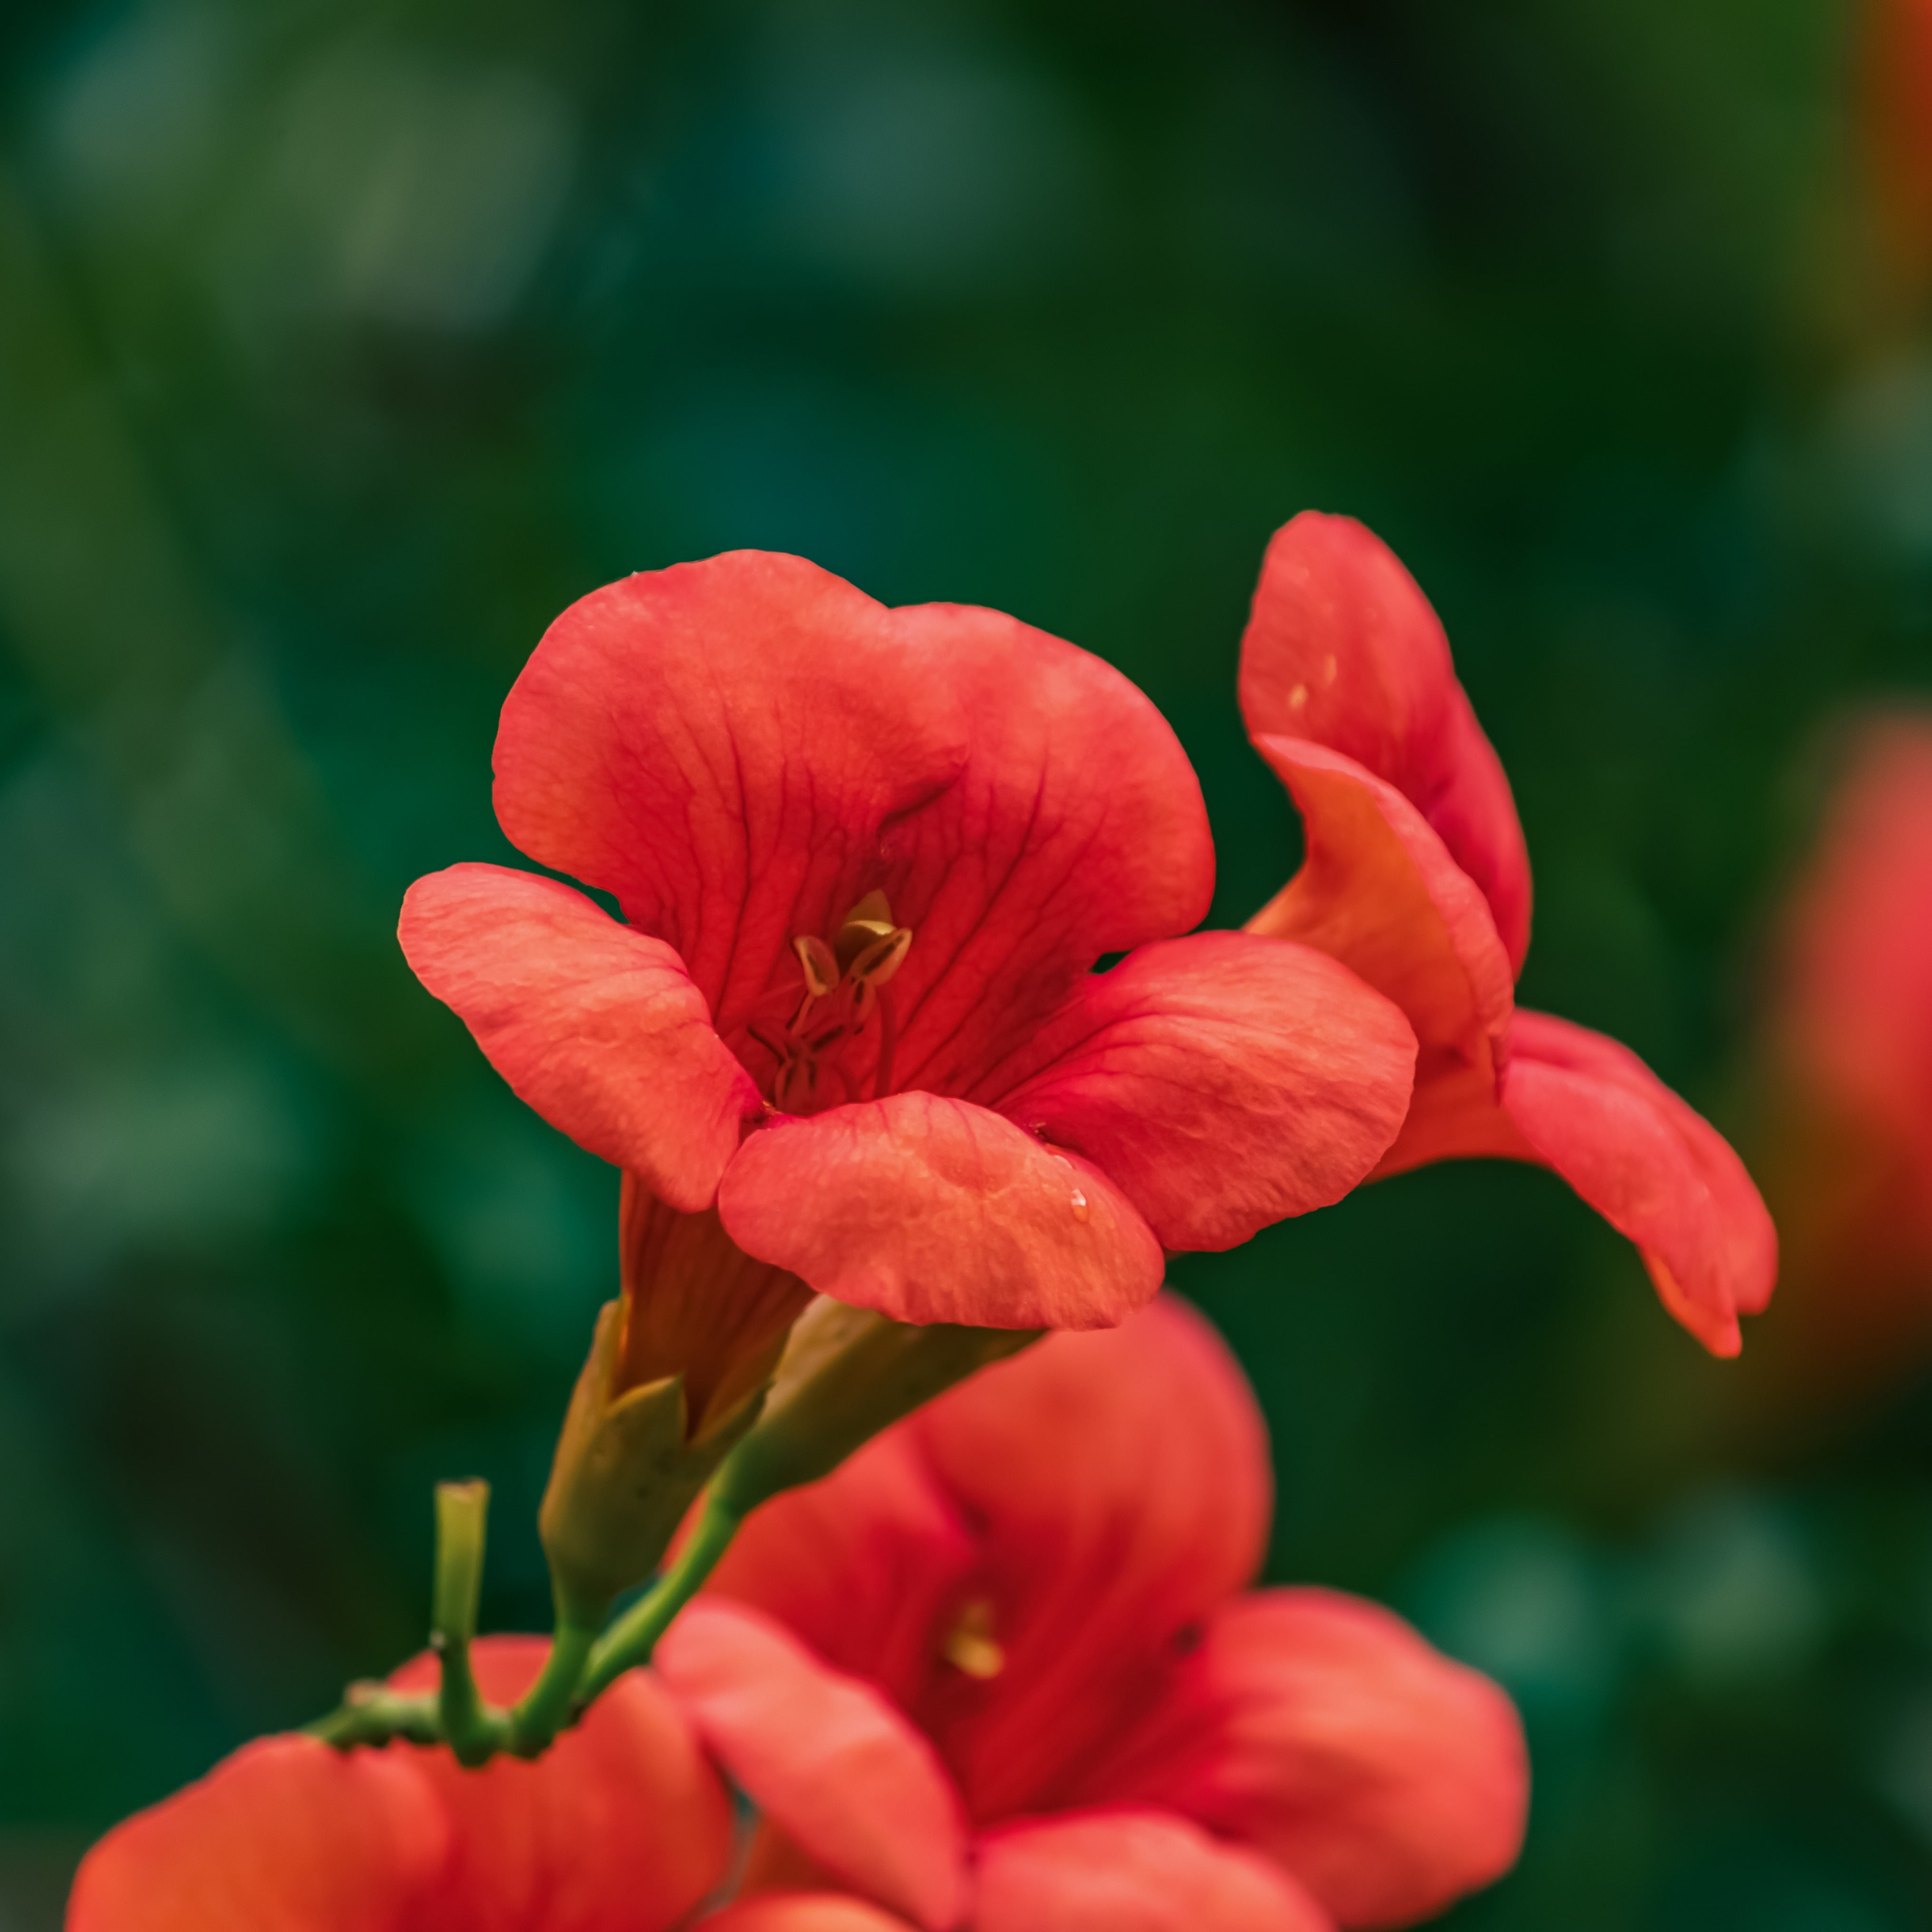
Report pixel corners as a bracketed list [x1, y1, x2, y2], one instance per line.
[399, 551, 1418, 1432]
[65, 1640, 734, 1932]
[1748, 716, 1932, 1402]
[1238, 513, 1777, 1356]
[654, 1295, 1530, 1932]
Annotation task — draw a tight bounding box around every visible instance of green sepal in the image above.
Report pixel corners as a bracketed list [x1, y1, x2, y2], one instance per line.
[538, 1300, 767, 1630]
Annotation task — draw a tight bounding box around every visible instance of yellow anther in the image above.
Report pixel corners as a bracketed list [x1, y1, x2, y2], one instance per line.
[792, 934, 839, 999]
[847, 925, 912, 989]
[941, 1598, 1005, 1680]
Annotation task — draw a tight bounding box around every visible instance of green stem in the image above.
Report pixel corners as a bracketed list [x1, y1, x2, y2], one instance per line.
[578, 1490, 744, 1704]
[306, 1685, 440, 1748]
[505, 1618, 599, 1758]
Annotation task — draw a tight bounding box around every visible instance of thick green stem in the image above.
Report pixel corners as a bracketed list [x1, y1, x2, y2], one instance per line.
[505, 1617, 599, 1757]
[577, 1489, 744, 1703]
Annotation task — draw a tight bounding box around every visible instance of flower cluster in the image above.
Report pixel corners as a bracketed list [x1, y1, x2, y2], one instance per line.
[70, 1299, 1528, 1930]
[65, 516, 1775, 1927]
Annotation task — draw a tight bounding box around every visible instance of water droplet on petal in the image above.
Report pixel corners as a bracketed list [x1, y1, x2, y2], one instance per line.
[1288, 682, 1308, 710]
[1069, 1187, 1090, 1223]
[1322, 652, 1338, 686]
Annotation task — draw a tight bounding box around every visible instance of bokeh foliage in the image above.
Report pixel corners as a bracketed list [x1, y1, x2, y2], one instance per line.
[2, 0, 1930, 1925]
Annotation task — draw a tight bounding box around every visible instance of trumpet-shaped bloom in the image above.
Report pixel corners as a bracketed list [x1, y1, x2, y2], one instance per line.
[657, 1296, 1529, 1931]
[400, 552, 1416, 1418]
[65, 1639, 734, 1932]
[1745, 717, 1932, 1402]
[1238, 512, 1775, 1355]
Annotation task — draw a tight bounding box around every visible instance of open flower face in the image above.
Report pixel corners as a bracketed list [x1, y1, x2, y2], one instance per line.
[657, 1297, 1530, 1932]
[401, 552, 1418, 1424]
[65, 1640, 734, 1932]
[1237, 513, 1777, 1356]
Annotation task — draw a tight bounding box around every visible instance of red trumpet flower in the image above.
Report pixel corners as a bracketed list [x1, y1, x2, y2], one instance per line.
[65, 1641, 733, 1932]
[1238, 513, 1776, 1355]
[401, 552, 1417, 1426]
[657, 1296, 1529, 1931]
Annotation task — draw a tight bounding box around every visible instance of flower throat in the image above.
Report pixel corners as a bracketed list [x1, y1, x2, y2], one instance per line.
[747, 890, 913, 1113]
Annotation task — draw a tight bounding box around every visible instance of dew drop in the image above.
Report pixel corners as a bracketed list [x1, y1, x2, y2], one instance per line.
[1322, 652, 1338, 686]
[1288, 682, 1308, 710]
[1047, 1150, 1092, 1224]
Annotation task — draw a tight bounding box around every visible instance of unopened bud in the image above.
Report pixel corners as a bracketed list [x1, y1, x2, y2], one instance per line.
[539, 1301, 769, 1628]
[712, 1299, 1042, 1518]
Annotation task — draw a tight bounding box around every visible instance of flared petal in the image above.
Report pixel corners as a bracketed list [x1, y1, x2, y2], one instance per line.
[1500, 1010, 1777, 1357]
[718, 1094, 1164, 1328]
[385, 1636, 735, 1932]
[490, 552, 968, 1042]
[1245, 739, 1513, 1092]
[1100, 1590, 1527, 1930]
[66, 1736, 449, 1932]
[988, 931, 1415, 1250]
[709, 1298, 1272, 1824]
[1238, 512, 1531, 969]
[400, 863, 761, 1211]
[489, 555, 1213, 1098]
[700, 1901, 917, 1932]
[862, 600, 1213, 1101]
[974, 1811, 1333, 1932]
[657, 1603, 969, 1932]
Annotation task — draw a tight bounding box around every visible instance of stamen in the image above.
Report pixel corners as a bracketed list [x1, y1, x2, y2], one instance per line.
[847, 925, 912, 990]
[792, 934, 839, 999]
[940, 1598, 1005, 1680]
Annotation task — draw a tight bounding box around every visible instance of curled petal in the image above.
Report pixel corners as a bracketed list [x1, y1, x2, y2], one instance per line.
[1246, 739, 1513, 1089]
[491, 552, 969, 1039]
[399, 864, 761, 1210]
[991, 931, 1415, 1250]
[718, 1094, 1164, 1328]
[1501, 1011, 1777, 1357]
[1239, 512, 1531, 970]
[975, 1810, 1333, 1932]
[657, 1603, 968, 1932]
[67, 1735, 450, 1932]
[698, 1901, 917, 1932]
[1103, 1588, 1526, 1930]
[385, 1636, 735, 1932]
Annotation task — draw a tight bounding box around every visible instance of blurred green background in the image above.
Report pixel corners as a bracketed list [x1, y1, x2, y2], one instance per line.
[2, 0, 1929, 1924]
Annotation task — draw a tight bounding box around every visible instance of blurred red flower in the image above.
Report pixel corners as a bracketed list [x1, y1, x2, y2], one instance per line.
[1238, 513, 1776, 1356]
[660, 1295, 1529, 1932]
[1741, 717, 1932, 1406]
[399, 551, 1416, 1426]
[1864, 0, 1932, 286]
[65, 1639, 734, 1932]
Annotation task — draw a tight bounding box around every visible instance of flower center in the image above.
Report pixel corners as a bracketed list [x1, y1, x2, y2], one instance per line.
[940, 1597, 1005, 1680]
[747, 890, 914, 1114]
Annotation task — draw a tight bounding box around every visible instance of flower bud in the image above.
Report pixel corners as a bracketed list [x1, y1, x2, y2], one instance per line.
[540, 1299, 768, 1627]
[711, 1298, 1042, 1518]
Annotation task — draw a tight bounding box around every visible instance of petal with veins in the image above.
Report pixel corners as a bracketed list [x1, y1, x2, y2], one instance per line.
[719, 1095, 1163, 1329]
[1239, 512, 1530, 969]
[658, 1603, 968, 1932]
[400, 863, 761, 1210]
[993, 929, 1416, 1249]
[1099, 1590, 1527, 1930]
